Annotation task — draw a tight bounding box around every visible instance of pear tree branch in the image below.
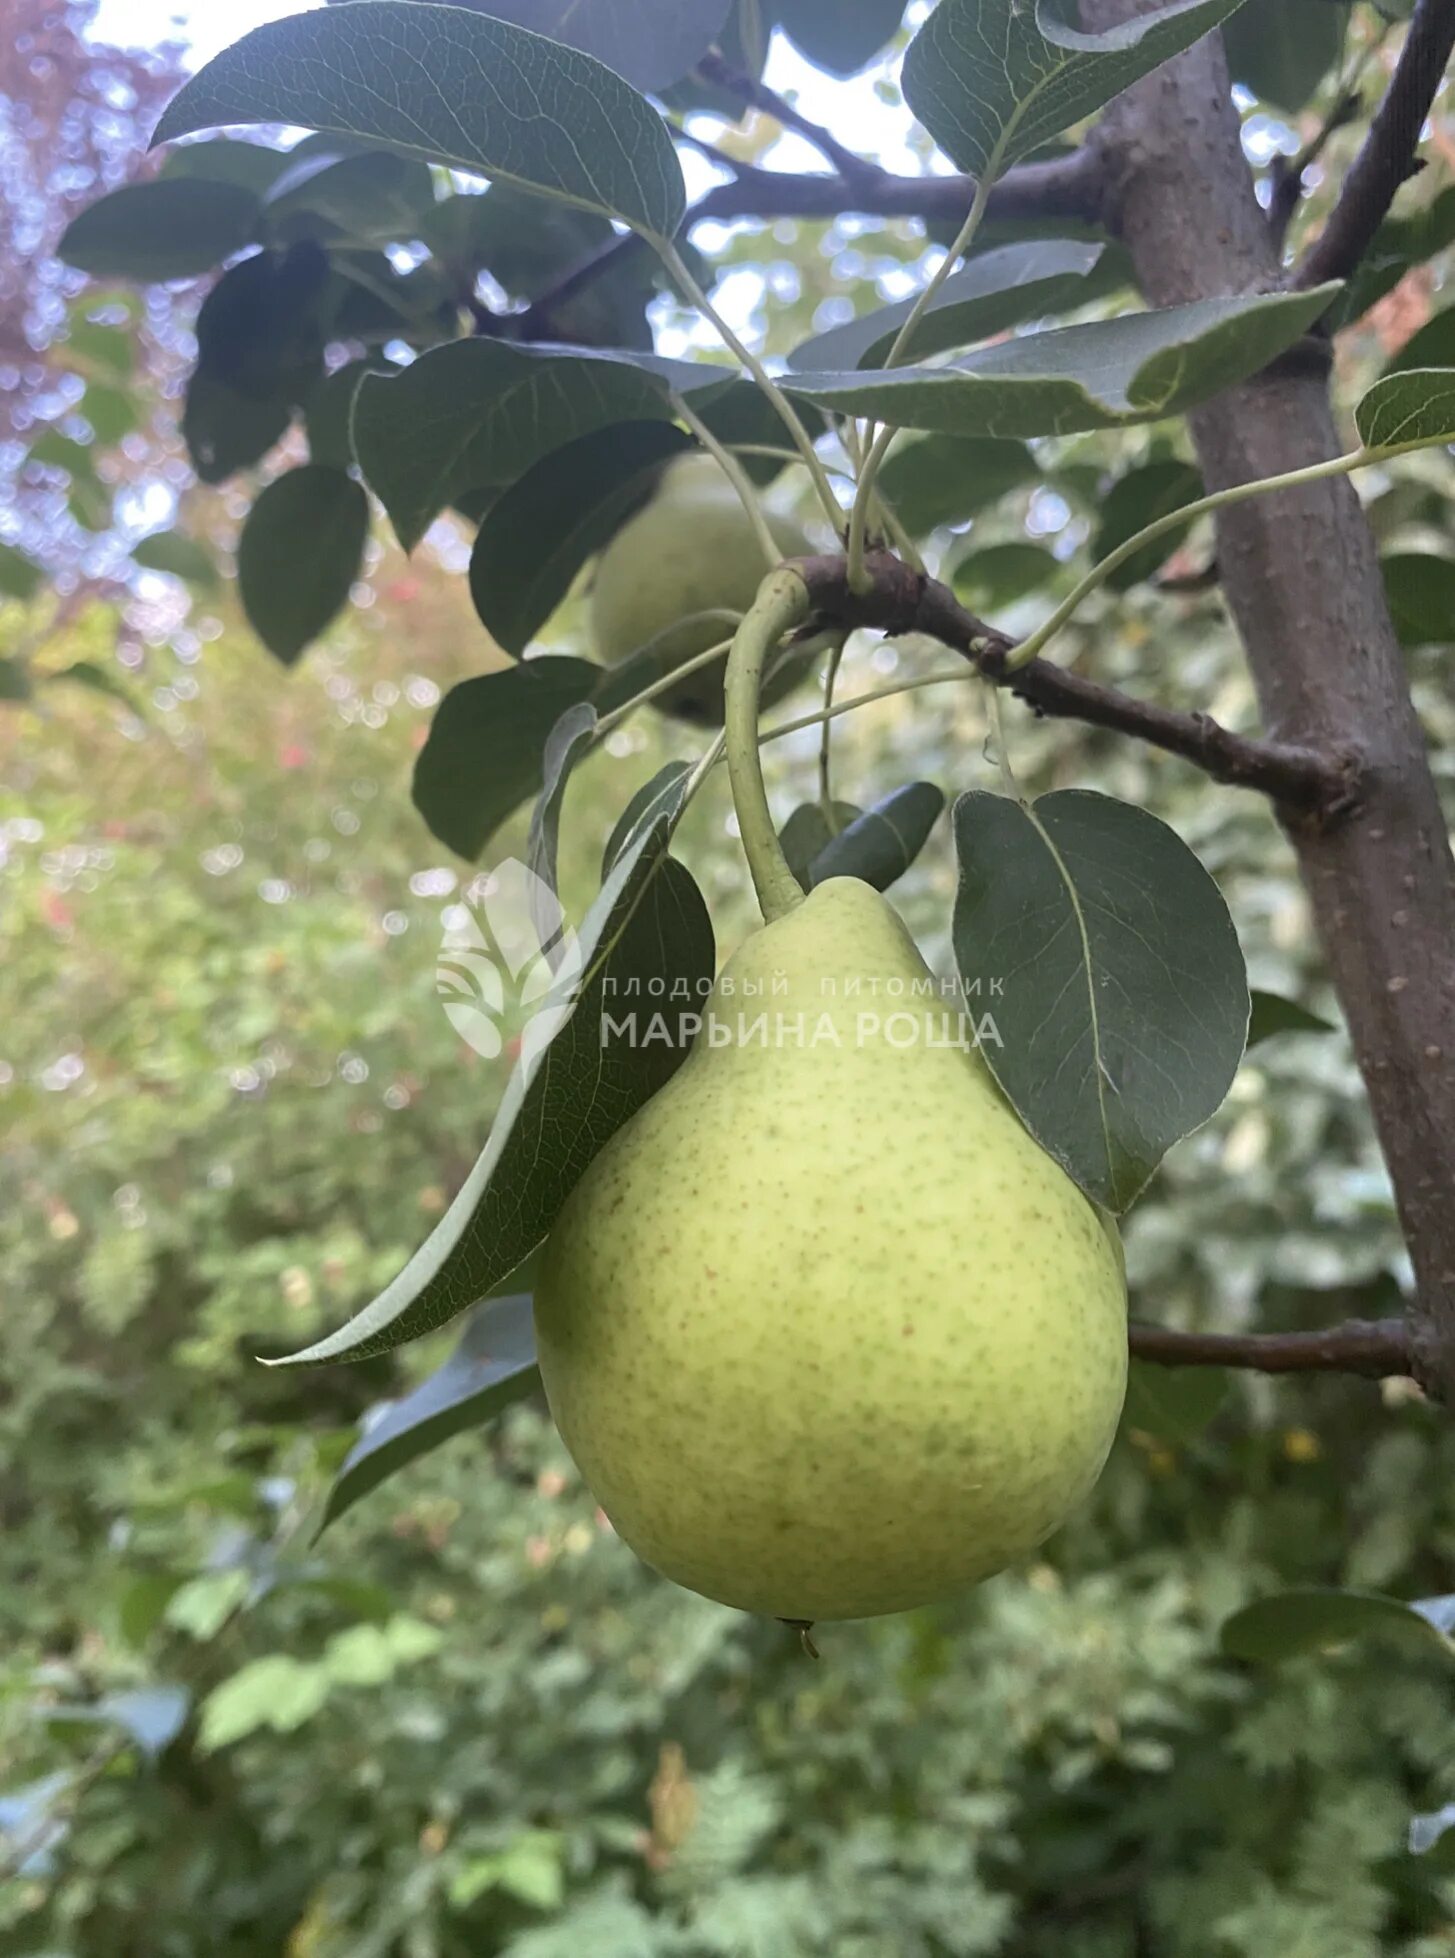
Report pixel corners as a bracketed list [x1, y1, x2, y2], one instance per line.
[1129, 1318, 1413, 1379]
[1295, 0, 1455, 289]
[786, 550, 1362, 819]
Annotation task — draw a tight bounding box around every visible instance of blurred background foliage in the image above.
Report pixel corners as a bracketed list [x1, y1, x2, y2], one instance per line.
[5, 1, 1455, 1953]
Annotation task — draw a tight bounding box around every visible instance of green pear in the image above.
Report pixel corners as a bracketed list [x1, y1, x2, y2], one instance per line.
[589, 455, 812, 725]
[534, 877, 1128, 1623]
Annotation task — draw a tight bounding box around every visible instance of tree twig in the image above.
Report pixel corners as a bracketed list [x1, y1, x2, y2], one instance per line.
[789, 549, 1362, 818]
[513, 149, 1106, 340]
[1268, 90, 1363, 251]
[1129, 1318, 1412, 1379]
[1295, 0, 1455, 288]
[695, 50, 886, 184]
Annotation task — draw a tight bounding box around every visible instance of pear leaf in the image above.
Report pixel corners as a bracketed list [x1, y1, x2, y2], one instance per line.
[237, 465, 369, 664]
[57, 178, 260, 280]
[529, 704, 599, 899]
[413, 657, 603, 861]
[470, 421, 693, 655]
[131, 529, 219, 588]
[774, 0, 907, 75]
[952, 789, 1249, 1212]
[878, 434, 1039, 536]
[1357, 369, 1455, 452]
[786, 240, 1105, 372]
[1382, 553, 1455, 647]
[318, 1293, 540, 1532]
[1246, 989, 1335, 1047]
[1122, 1362, 1226, 1443]
[783, 287, 1339, 440]
[353, 342, 711, 552]
[811, 783, 945, 891]
[153, 2, 686, 241]
[903, 0, 1252, 178]
[780, 802, 862, 887]
[603, 763, 694, 875]
[271, 804, 713, 1363]
[454, 0, 732, 93]
[1221, 1587, 1455, 1663]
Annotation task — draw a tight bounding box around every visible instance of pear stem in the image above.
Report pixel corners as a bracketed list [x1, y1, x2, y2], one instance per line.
[725, 566, 814, 923]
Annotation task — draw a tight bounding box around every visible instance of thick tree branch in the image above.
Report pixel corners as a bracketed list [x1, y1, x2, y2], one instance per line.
[514, 148, 1107, 339]
[1295, 0, 1455, 288]
[1129, 1319, 1412, 1379]
[790, 549, 1361, 816]
[1085, 0, 1455, 1403]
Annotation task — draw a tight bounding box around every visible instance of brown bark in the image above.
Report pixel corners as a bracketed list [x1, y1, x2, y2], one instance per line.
[1082, 2, 1455, 1397]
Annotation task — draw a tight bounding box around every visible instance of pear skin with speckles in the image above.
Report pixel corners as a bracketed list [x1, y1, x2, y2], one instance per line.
[533, 877, 1128, 1622]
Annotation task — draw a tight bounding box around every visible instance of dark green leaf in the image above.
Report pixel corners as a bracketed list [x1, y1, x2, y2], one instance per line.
[603, 762, 694, 874]
[161, 136, 296, 195]
[952, 540, 1061, 611]
[1358, 369, 1455, 453]
[413, 658, 603, 859]
[436, 0, 732, 93]
[902, 0, 1251, 178]
[1222, 0, 1348, 112]
[274, 806, 714, 1362]
[57, 178, 259, 281]
[353, 342, 697, 552]
[1344, 185, 1455, 322]
[470, 422, 692, 655]
[182, 247, 330, 482]
[787, 240, 1105, 372]
[774, 0, 906, 74]
[1382, 553, 1455, 646]
[154, 2, 687, 240]
[529, 704, 599, 898]
[878, 434, 1039, 535]
[237, 466, 370, 665]
[319, 1295, 540, 1532]
[1221, 1587, 1455, 1662]
[1122, 1362, 1227, 1444]
[1380, 306, 1455, 379]
[952, 789, 1249, 1211]
[132, 530, 219, 587]
[1246, 989, 1335, 1047]
[305, 356, 394, 471]
[1092, 458, 1205, 589]
[784, 287, 1338, 439]
[780, 801, 861, 887]
[810, 782, 945, 891]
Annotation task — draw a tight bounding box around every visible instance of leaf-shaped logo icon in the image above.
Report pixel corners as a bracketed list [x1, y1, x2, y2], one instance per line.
[436, 858, 582, 1062]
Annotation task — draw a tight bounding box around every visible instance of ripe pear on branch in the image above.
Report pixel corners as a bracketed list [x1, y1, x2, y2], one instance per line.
[589, 455, 812, 725]
[536, 567, 1128, 1624]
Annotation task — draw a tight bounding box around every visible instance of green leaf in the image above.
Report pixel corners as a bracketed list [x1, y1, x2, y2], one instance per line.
[131, 529, 218, 587]
[1380, 306, 1455, 379]
[161, 135, 296, 195]
[779, 801, 861, 886]
[182, 247, 330, 483]
[1357, 369, 1455, 451]
[63, 316, 135, 380]
[304, 355, 393, 471]
[603, 762, 694, 874]
[0, 542, 43, 602]
[1122, 1362, 1226, 1443]
[198, 1655, 331, 1751]
[810, 782, 945, 891]
[28, 429, 98, 480]
[353, 342, 697, 552]
[1221, 1587, 1455, 1663]
[1383, 553, 1455, 647]
[319, 1294, 539, 1532]
[774, 0, 907, 74]
[57, 178, 259, 281]
[902, 0, 1252, 178]
[878, 433, 1039, 535]
[1246, 989, 1335, 1046]
[164, 1567, 251, 1641]
[413, 657, 602, 861]
[444, 0, 732, 93]
[1344, 185, 1455, 321]
[470, 422, 692, 655]
[784, 286, 1338, 439]
[529, 704, 600, 899]
[1222, 0, 1348, 112]
[237, 466, 370, 665]
[153, 2, 686, 240]
[951, 539, 1061, 611]
[272, 805, 714, 1362]
[787, 241, 1105, 371]
[262, 148, 436, 245]
[1091, 458, 1205, 589]
[952, 789, 1249, 1211]
[81, 384, 139, 445]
